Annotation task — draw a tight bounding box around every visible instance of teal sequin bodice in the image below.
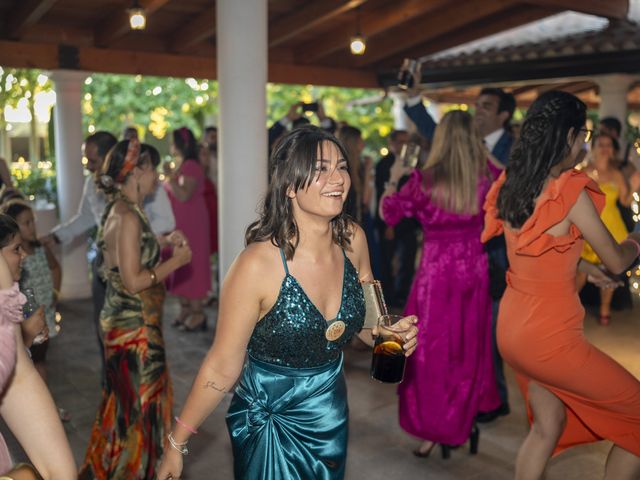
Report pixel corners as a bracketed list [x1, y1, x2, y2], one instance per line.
[247, 249, 365, 368]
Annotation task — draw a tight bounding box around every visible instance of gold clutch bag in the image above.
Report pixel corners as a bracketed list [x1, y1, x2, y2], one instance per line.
[360, 280, 388, 329]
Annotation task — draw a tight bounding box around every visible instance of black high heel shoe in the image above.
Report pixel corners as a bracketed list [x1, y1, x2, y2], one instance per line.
[440, 445, 451, 459]
[469, 424, 480, 455]
[413, 442, 436, 458]
[413, 442, 451, 460]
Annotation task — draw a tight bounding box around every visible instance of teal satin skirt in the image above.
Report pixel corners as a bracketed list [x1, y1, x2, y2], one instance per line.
[226, 354, 348, 480]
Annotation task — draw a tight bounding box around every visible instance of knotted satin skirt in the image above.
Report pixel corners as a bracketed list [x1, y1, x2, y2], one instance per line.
[226, 354, 348, 480]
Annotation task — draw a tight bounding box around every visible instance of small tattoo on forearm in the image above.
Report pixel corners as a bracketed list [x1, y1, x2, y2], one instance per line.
[203, 381, 229, 393]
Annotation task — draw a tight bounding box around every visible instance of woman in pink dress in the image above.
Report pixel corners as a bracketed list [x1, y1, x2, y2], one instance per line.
[380, 111, 501, 458]
[199, 143, 219, 257]
[165, 127, 211, 331]
[0, 214, 76, 478]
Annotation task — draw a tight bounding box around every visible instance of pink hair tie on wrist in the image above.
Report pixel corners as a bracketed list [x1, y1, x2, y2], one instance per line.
[622, 238, 640, 257]
[175, 416, 198, 435]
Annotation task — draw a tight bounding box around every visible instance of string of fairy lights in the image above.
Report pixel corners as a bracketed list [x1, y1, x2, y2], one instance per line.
[627, 138, 640, 296]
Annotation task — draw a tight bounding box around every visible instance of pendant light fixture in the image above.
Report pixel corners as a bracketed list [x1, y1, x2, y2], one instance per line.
[128, 0, 147, 30]
[350, 7, 366, 55]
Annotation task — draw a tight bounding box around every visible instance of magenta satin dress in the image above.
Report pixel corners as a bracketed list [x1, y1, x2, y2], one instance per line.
[382, 168, 500, 445]
[165, 159, 211, 299]
[0, 284, 26, 472]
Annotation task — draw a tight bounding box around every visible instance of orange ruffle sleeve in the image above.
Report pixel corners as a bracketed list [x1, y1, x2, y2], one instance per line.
[481, 171, 506, 243]
[481, 169, 604, 257]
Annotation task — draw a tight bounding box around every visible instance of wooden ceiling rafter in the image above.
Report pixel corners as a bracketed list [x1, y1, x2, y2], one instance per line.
[520, 0, 628, 19]
[19, 23, 95, 46]
[563, 80, 597, 94]
[167, 6, 216, 53]
[534, 80, 590, 95]
[293, 0, 451, 63]
[510, 83, 546, 96]
[0, 39, 378, 88]
[353, 0, 516, 67]
[4, 0, 59, 39]
[269, 0, 367, 48]
[95, 0, 172, 48]
[0, 0, 636, 89]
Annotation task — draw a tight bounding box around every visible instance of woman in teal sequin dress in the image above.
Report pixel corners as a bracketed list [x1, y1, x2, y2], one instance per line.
[158, 126, 419, 480]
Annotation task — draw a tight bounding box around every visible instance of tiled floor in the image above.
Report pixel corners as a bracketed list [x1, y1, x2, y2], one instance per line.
[5, 295, 640, 479]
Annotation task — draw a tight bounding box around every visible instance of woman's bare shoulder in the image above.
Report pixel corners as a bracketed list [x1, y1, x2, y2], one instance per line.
[348, 221, 366, 249]
[232, 240, 282, 279]
[345, 221, 368, 260]
[105, 201, 138, 227]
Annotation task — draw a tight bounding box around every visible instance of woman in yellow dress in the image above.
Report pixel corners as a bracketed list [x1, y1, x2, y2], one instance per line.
[577, 133, 639, 324]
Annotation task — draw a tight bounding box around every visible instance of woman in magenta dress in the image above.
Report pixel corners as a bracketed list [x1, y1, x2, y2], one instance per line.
[380, 110, 501, 458]
[165, 127, 211, 331]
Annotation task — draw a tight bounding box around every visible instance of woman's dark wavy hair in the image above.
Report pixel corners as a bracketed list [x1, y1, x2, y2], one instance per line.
[497, 91, 586, 228]
[96, 140, 151, 195]
[245, 125, 354, 260]
[172, 127, 199, 162]
[0, 213, 19, 249]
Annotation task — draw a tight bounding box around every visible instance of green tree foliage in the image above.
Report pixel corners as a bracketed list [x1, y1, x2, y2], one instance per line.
[83, 74, 218, 143]
[266, 83, 393, 156]
[0, 67, 53, 161]
[82, 74, 392, 156]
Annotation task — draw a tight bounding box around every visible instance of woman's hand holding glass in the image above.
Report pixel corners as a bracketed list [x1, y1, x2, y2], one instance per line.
[389, 154, 414, 186]
[22, 306, 48, 347]
[172, 241, 192, 268]
[372, 314, 418, 357]
[167, 230, 192, 267]
[167, 230, 187, 247]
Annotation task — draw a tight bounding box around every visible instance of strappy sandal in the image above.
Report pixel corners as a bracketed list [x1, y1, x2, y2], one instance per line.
[171, 309, 191, 328]
[178, 312, 207, 332]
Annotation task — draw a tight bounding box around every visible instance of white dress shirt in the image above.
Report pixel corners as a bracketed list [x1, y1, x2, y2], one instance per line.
[484, 128, 505, 153]
[51, 175, 175, 244]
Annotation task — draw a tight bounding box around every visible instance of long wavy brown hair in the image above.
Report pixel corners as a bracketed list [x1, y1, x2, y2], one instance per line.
[245, 125, 354, 259]
[497, 91, 586, 228]
[423, 109, 487, 214]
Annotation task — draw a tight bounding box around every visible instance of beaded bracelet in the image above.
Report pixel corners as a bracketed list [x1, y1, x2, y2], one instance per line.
[167, 432, 189, 455]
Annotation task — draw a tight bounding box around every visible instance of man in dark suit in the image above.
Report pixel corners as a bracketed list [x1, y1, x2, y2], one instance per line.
[403, 87, 516, 422]
[403, 87, 514, 164]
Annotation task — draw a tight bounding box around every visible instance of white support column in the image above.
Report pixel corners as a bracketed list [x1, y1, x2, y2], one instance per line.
[51, 70, 91, 299]
[216, 0, 268, 279]
[596, 74, 636, 138]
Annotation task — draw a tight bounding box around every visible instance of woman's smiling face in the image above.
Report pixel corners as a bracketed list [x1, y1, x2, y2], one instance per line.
[290, 140, 351, 220]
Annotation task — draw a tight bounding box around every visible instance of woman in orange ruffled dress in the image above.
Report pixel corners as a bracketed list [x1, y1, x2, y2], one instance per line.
[482, 91, 640, 480]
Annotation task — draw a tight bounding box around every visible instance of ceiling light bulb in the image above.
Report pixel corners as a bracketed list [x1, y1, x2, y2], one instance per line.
[350, 35, 366, 55]
[129, 8, 146, 30]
